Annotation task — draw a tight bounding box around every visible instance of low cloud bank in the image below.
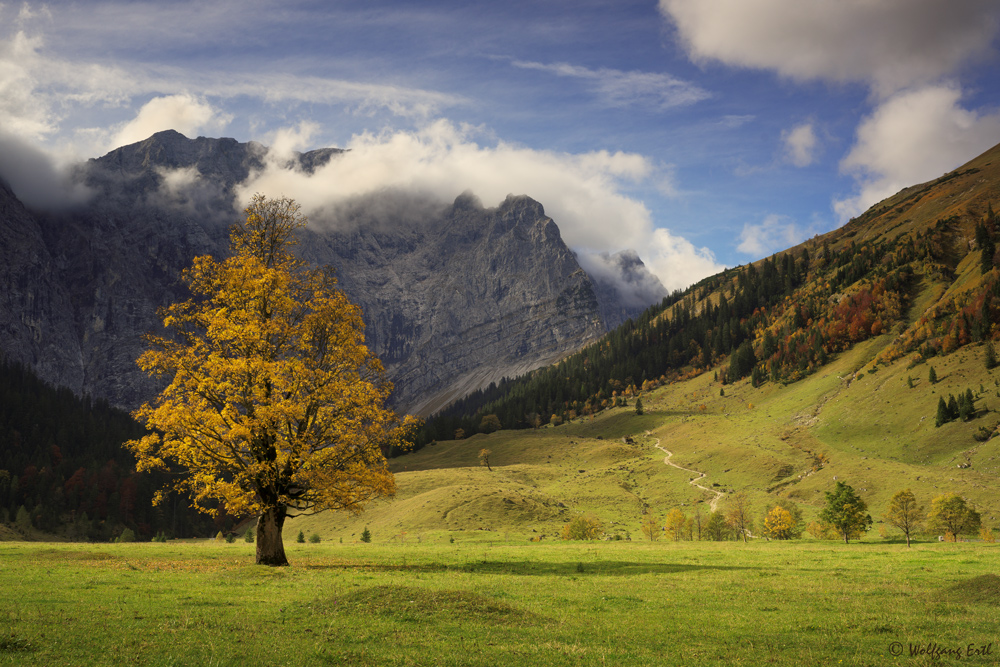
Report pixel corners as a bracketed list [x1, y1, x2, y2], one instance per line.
[235, 120, 723, 292]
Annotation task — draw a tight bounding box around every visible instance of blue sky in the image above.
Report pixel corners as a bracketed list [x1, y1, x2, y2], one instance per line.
[2, 0, 1000, 291]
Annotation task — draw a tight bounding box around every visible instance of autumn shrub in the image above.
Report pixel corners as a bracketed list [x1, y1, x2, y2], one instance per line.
[561, 515, 603, 540]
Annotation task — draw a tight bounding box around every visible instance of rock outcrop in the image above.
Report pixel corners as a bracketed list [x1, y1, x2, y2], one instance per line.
[0, 131, 659, 415]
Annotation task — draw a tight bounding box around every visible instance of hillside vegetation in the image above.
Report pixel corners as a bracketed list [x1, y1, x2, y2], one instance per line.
[296, 142, 1000, 543]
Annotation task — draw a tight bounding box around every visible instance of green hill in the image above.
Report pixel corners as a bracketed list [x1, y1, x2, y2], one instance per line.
[292, 142, 1000, 543]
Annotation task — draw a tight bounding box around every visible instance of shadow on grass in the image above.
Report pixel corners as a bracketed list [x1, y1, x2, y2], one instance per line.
[303, 559, 757, 576]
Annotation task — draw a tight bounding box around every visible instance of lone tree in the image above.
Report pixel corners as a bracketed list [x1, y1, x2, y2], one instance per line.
[884, 489, 923, 547]
[819, 481, 872, 543]
[126, 195, 418, 566]
[725, 491, 753, 543]
[928, 492, 981, 542]
[478, 448, 493, 472]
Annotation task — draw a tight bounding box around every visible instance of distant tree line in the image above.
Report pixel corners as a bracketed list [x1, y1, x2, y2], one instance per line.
[410, 205, 999, 448]
[0, 358, 221, 541]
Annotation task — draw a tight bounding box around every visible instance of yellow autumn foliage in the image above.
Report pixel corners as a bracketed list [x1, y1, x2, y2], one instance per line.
[126, 195, 418, 529]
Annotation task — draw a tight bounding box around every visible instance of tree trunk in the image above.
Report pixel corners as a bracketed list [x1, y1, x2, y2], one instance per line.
[256, 504, 289, 566]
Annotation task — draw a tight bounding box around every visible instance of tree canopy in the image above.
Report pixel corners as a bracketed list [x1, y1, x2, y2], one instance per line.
[927, 492, 981, 542]
[126, 194, 418, 565]
[819, 481, 872, 544]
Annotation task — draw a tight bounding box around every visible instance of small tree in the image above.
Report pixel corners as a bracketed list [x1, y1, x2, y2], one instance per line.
[762, 506, 796, 540]
[884, 489, 922, 547]
[928, 366, 938, 384]
[664, 508, 687, 541]
[760, 499, 803, 539]
[725, 492, 753, 543]
[935, 397, 949, 427]
[819, 481, 872, 543]
[296, 530, 305, 543]
[640, 514, 661, 542]
[479, 414, 502, 434]
[118, 527, 136, 543]
[634, 397, 644, 416]
[14, 505, 31, 532]
[704, 511, 730, 541]
[562, 515, 603, 540]
[986, 341, 998, 370]
[454, 428, 466, 440]
[360, 526, 371, 543]
[478, 448, 493, 472]
[928, 492, 981, 541]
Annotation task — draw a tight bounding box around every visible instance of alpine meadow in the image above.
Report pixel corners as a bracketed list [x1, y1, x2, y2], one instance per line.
[3, 2, 1000, 665]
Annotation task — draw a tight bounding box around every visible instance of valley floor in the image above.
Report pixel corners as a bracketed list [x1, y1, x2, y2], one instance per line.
[1, 539, 997, 666]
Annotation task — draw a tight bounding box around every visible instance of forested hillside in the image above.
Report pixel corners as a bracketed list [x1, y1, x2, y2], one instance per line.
[418, 142, 1000, 447]
[0, 358, 220, 540]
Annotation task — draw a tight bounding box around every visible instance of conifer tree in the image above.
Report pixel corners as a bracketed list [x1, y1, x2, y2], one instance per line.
[935, 397, 949, 428]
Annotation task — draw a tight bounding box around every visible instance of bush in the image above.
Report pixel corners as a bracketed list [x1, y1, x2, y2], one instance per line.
[225, 533, 236, 543]
[309, 533, 321, 543]
[117, 527, 136, 543]
[244, 529, 255, 543]
[296, 530, 305, 543]
[561, 515, 603, 540]
[360, 526, 372, 543]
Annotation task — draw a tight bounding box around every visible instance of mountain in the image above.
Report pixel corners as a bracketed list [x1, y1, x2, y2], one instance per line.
[0, 130, 662, 415]
[423, 140, 1000, 439]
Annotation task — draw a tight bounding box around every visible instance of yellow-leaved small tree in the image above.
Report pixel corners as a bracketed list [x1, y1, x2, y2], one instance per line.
[126, 195, 418, 566]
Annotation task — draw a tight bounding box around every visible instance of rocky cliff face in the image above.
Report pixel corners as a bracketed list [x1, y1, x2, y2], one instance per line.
[0, 130, 657, 415]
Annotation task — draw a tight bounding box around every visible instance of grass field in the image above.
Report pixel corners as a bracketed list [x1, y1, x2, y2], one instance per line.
[2, 539, 999, 666]
[291, 332, 1000, 544]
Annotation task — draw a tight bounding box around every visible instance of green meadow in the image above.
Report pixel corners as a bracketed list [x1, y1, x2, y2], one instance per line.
[4, 268, 1000, 666]
[2, 539, 999, 666]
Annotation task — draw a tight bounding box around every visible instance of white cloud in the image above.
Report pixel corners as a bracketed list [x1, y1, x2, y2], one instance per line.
[110, 94, 231, 149]
[0, 128, 90, 209]
[236, 119, 722, 291]
[835, 85, 1000, 221]
[0, 19, 463, 154]
[736, 214, 805, 256]
[659, 0, 1000, 95]
[510, 59, 710, 109]
[782, 122, 818, 167]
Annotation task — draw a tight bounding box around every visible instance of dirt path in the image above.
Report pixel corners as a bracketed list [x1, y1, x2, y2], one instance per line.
[646, 431, 725, 512]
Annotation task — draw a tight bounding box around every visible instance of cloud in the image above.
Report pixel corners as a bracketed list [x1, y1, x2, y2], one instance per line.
[236, 119, 722, 291]
[782, 122, 818, 167]
[736, 214, 806, 256]
[0, 128, 90, 209]
[510, 59, 710, 110]
[110, 94, 231, 149]
[576, 249, 667, 308]
[834, 85, 1000, 221]
[0, 19, 464, 155]
[659, 0, 1000, 95]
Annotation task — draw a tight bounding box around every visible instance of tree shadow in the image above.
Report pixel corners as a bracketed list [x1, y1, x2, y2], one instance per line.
[302, 559, 758, 576]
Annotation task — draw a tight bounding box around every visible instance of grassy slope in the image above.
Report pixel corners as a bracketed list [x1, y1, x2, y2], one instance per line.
[293, 322, 999, 543]
[295, 140, 1000, 541]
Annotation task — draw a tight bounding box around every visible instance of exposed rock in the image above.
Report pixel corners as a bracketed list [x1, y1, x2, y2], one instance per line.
[0, 131, 624, 415]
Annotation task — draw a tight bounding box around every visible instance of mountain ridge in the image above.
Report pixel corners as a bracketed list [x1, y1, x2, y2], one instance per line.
[0, 130, 663, 415]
